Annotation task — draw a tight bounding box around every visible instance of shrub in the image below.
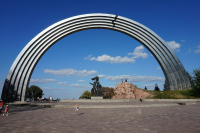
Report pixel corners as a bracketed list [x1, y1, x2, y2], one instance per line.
[101, 87, 114, 99]
[154, 83, 160, 91]
[79, 90, 91, 99]
[144, 86, 147, 90]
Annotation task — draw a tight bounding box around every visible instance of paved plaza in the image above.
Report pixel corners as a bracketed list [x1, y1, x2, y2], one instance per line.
[0, 101, 200, 133]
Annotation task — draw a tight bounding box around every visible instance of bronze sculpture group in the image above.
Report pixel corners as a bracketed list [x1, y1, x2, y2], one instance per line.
[90, 76, 102, 96]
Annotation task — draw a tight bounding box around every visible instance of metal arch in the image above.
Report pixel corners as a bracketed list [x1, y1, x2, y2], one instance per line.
[1, 13, 191, 101]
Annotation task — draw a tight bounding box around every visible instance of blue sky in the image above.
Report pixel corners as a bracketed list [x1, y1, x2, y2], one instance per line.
[0, 0, 200, 99]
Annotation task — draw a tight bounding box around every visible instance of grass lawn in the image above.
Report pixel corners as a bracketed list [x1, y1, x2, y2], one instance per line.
[142, 89, 200, 99]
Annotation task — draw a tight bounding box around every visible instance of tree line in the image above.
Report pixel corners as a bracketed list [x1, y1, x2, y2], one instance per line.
[187, 68, 200, 97]
[79, 87, 114, 99]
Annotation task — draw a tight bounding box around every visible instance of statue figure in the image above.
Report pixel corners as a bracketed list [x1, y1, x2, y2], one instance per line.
[91, 87, 95, 96]
[125, 79, 127, 82]
[90, 76, 102, 96]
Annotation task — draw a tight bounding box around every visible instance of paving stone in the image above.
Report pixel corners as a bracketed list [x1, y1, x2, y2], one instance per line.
[0, 102, 200, 132]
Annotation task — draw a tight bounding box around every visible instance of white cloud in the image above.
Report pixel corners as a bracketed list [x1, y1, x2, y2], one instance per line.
[78, 80, 86, 82]
[84, 45, 148, 64]
[104, 75, 164, 83]
[90, 57, 95, 60]
[42, 87, 66, 90]
[157, 67, 161, 69]
[98, 75, 106, 78]
[185, 48, 192, 55]
[57, 82, 68, 86]
[77, 70, 97, 76]
[128, 45, 148, 59]
[70, 84, 92, 89]
[44, 68, 97, 76]
[181, 40, 185, 42]
[42, 87, 53, 90]
[90, 54, 135, 63]
[30, 79, 57, 84]
[166, 41, 181, 52]
[84, 55, 92, 60]
[44, 68, 78, 76]
[194, 45, 200, 53]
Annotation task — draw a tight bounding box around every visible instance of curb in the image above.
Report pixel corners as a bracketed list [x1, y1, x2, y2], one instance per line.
[53, 103, 196, 108]
[59, 99, 200, 102]
[6, 102, 196, 108]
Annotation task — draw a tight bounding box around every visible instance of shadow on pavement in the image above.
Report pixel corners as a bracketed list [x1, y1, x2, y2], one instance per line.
[78, 113, 85, 115]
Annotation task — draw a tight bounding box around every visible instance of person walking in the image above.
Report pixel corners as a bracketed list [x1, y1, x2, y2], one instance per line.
[140, 96, 142, 102]
[3, 105, 9, 116]
[75, 103, 79, 115]
[0, 100, 3, 115]
[49, 96, 52, 104]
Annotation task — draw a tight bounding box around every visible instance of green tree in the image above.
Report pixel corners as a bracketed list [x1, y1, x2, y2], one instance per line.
[192, 68, 200, 96]
[187, 71, 195, 88]
[101, 87, 114, 99]
[27, 85, 44, 99]
[154, 83, 160, 91]
[79, 90, 91, 99]
[163, 79, 169, 91]
[144, 86, 147, 90]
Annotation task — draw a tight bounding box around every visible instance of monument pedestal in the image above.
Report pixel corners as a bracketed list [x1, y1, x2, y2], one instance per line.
[91, 96, 103, 100]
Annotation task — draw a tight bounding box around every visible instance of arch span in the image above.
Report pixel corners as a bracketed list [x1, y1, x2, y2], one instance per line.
[1, 13, 191, 101]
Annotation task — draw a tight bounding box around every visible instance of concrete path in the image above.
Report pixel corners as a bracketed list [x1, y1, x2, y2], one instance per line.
[0, 101, 200, 132]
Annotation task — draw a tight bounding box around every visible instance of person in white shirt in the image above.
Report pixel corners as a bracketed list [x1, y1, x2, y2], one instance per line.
[49, 96, 52, 104]
[75, 103, 79, 115]
[140, 96, 142, 102]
